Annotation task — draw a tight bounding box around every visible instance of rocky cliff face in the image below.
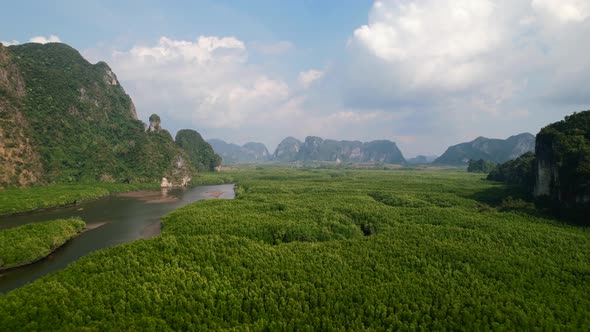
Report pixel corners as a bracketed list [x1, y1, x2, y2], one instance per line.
[176, 130, 220, 171]
[208, 139, 270, 164]
[271, 136, 406, 163]
[434, 133, 535, 165]
[0, 43, 44, 188]
[272, 137, 302, 162]
[533, 111, 590, 223]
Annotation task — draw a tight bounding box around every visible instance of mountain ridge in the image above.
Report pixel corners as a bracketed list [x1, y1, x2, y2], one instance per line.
[272, 136, 406, 163]
[433, 133, 535, 165]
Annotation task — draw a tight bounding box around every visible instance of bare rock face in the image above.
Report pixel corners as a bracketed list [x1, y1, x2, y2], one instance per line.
[104, 68, 119, 86]
[129, 100, 138, 120]
[148, 114, 162, 132]
[0, 44, 44, 188]
[161, 155, 192, 188]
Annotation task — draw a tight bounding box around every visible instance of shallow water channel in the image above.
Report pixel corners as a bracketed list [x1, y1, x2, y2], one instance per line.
[0, 184, 235, 293]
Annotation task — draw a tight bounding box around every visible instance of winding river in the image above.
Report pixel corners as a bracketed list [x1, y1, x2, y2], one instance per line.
[0, 184, 235, 293]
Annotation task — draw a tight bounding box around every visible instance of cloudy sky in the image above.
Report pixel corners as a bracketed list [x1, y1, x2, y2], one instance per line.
[2, 0, 589, 157]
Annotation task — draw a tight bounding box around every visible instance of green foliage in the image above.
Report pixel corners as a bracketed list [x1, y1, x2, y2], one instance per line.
[1, 169, 589, 330]
[3, 44, 186, 185]
[0, 182, 159, 216]
[175, 129, 220, 171]
[534, 111, 590, 223]
[467, 159, 496, 173]
[148, 114, 160, 123]
[0, 218, 85, 268]
[487, 152, 536, 192]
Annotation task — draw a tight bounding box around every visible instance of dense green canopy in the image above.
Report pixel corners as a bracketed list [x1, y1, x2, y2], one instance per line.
[1, 169, 588, 330]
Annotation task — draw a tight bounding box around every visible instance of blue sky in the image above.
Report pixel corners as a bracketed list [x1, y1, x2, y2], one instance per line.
[2, 0, 590, 157]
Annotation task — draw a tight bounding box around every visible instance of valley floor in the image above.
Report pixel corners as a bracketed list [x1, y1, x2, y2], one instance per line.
[0, 168, 588, 330]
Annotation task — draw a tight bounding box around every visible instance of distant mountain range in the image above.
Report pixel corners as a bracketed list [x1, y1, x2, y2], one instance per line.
[207, 139, 271, 163]
[272, 136, 406, 164]
[211, 134, 535, 166]
[433, 133, 535, 165]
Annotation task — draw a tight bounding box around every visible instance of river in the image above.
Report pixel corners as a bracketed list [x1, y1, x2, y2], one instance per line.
[0, 184, 235, 293]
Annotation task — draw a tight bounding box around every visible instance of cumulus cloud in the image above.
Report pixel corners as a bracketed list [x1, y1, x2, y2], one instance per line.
[0, 40, 19, 46]
[101, 36, 290, 130]
[29, 35, 61, 44]
[342, 0, 590, 155]
[298, 69, 324, 88]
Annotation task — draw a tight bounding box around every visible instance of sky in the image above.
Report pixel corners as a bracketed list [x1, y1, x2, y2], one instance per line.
[1, 0, 590, 157]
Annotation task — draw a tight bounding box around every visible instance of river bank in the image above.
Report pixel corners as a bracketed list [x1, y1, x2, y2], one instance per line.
[0, 218, 86, 271]
[0, 183, 235, 292]
[0, 183, 161, 217]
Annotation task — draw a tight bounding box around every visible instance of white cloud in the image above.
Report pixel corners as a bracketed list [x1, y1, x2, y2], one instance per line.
[339, 0, 590, 155]
[250, 41, 294, 55]
[298, 69, 324, 88]
[100, 36, 289, 130]
[351, 0, 503, 91]
[532, 0, 590, 23]
[29, 35, 61, 44]
[0, 40, 20, 46]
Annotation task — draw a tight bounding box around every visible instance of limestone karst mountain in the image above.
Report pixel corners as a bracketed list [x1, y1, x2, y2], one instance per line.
[208, 139, 270, 164]
[0, 42, 216, 187]
[433, 133, 535, 165]
[272, 136, 406, 163]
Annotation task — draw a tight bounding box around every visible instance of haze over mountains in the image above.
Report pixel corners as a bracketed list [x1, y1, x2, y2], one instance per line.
[208, 134, 536, 166]
[207, 140, 271, 163]
[208, 136, 407, 164]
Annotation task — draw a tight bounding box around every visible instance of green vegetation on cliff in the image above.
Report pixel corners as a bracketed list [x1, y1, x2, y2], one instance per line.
[0, 169, 588, 330]
[487, 152, 536, 190]
[0, 43, 199, 187]
[176, 130, 221, 171]
[434, 133, 535, 165]
[534, 111, 590, 223]
[0, 218, 85, 269]
[467, 159, 496, 173]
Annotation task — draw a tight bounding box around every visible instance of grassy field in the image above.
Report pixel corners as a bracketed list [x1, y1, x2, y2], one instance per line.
[0, 182, 160, 216]
[0, 218, 85, 269]
[0, 168, 588, 330]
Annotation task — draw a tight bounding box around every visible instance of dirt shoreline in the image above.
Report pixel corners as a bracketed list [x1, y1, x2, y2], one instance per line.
[117, 190, 179, 204]
[207, 191, 225, 198]
[141, 222, 162, 239]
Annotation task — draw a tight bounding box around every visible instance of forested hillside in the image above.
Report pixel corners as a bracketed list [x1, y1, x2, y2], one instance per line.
[434, 133, 535, 165]
[0, 42, 206, 187]
[176, 130, 221, 171]
[486, 111, 590, 224]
